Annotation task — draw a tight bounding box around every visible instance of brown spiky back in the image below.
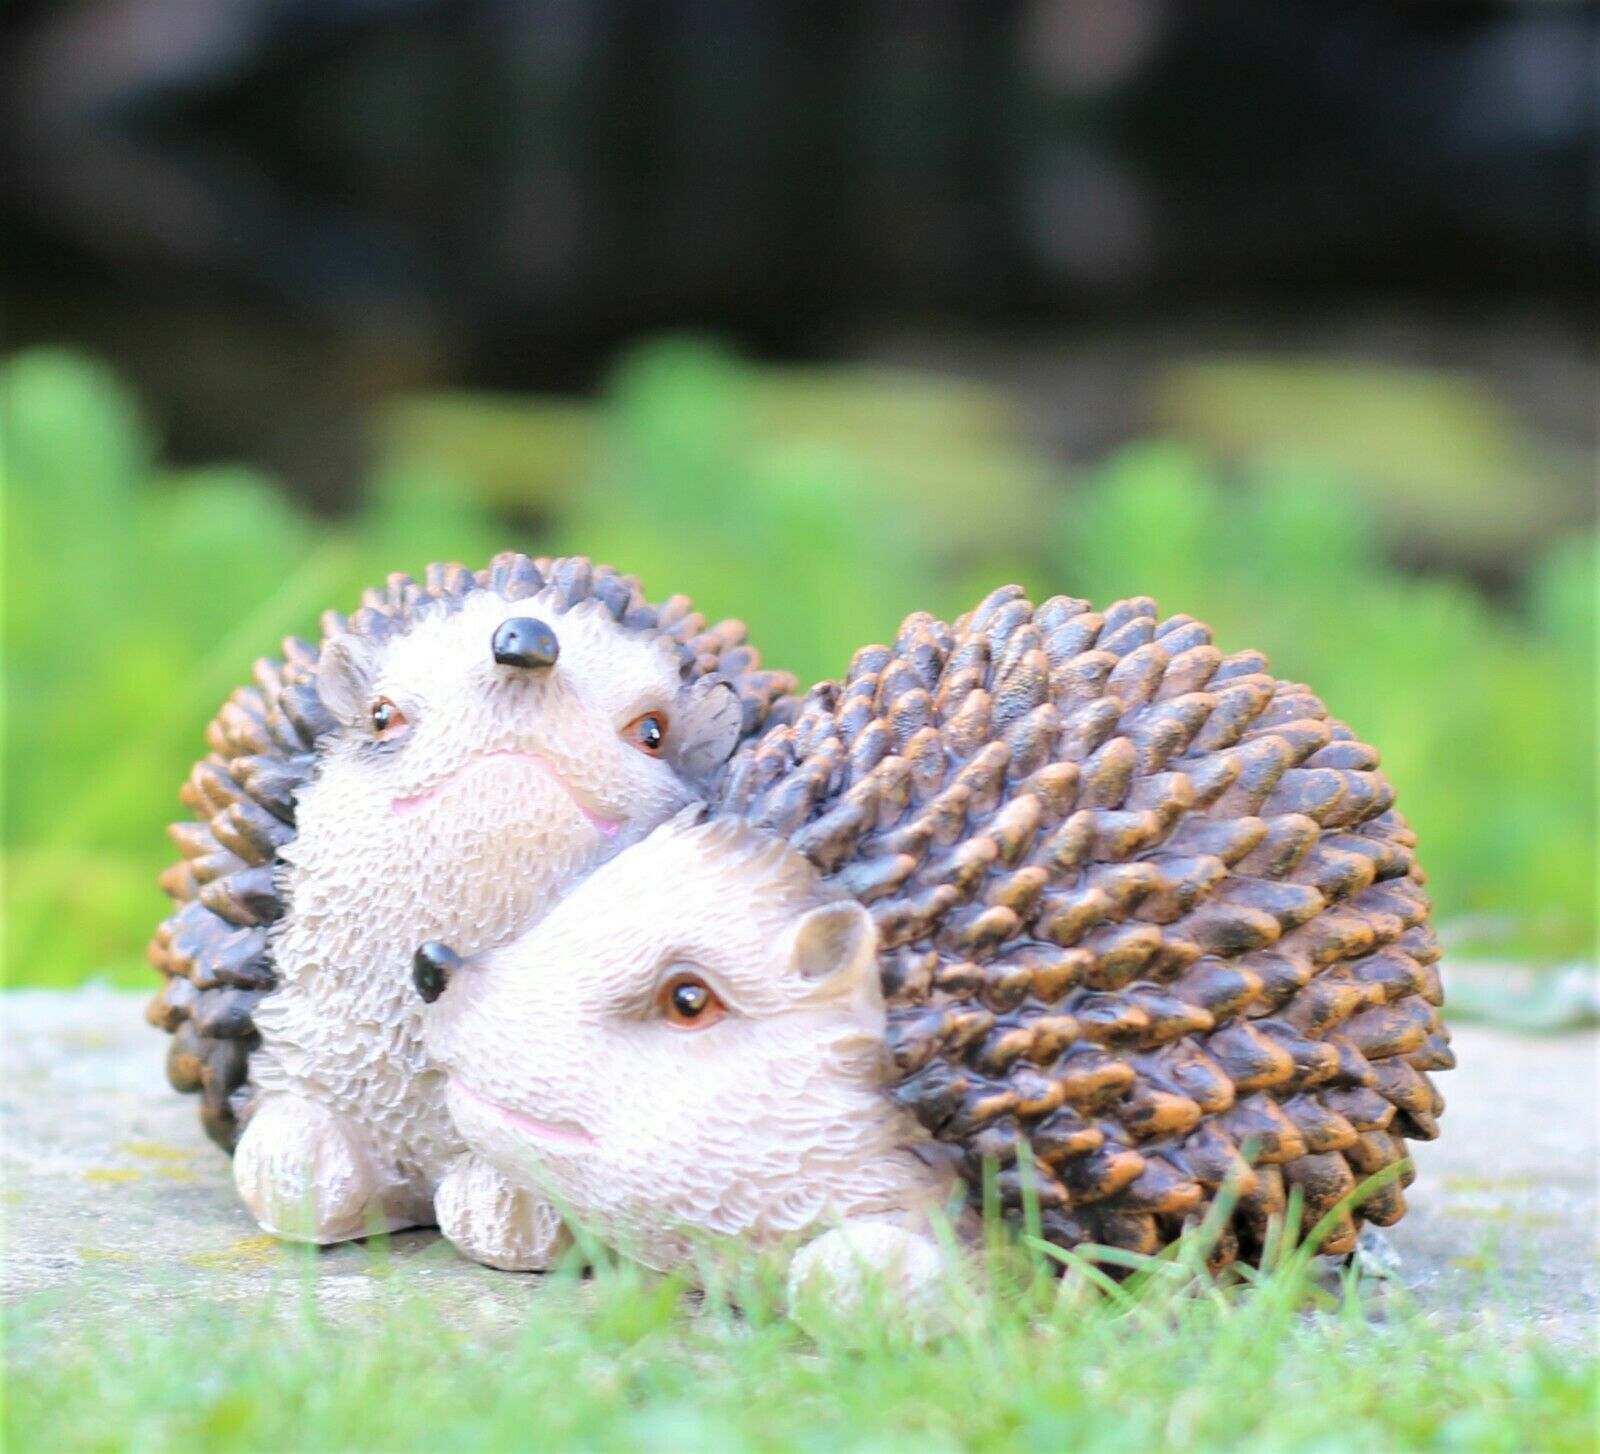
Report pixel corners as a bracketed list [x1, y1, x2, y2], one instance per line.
[720, 586, 1451, 1266]
[147, 553, 797, 1152]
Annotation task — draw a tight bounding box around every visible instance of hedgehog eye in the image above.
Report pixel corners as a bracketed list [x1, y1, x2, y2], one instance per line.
[656, 971, 725, 1030]
[370, 697, 409, 740]
[622, 710, 668, 757]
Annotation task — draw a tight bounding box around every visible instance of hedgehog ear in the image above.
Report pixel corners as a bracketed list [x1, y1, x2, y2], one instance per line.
[317, 634, 379, 727]
[668, 679, 743, 786]
[788, 900, 877, 994]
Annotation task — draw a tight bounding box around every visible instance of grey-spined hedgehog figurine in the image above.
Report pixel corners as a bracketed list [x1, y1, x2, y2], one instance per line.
[147, 553, 795, 1267]
[420, 586, 1451, 1299]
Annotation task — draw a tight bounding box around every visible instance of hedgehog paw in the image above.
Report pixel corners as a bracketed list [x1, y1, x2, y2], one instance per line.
[233, 1094, 388, 1243]
[435, 1153, 570, 1271]
[786, 1222, 952, 1339]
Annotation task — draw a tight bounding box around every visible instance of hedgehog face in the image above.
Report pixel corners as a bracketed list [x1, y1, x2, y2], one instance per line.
[283, 591, 742, 959]
[423, 813, 935, 1261]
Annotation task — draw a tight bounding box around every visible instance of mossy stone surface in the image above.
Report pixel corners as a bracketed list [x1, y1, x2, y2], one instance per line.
[2, 989, 1595, 1343]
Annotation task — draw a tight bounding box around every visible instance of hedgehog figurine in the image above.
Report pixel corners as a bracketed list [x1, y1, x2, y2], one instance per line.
[147, 553, 795, 1267]
[416, 586, 1451, 1301]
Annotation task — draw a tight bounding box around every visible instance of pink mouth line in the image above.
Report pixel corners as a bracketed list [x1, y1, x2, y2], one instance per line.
[450, 1077, 596, 1150]
[391, 750, 619, 835]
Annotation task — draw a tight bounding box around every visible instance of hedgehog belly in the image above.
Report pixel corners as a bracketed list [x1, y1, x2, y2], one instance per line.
[247, 931, 463, 1199]
[242, 762, 633, 1203]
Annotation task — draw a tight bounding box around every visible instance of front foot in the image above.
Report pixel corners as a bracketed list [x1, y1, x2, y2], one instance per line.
[786, 1221, 951, 1338]
[435, 1153, 570, 1271]
[233, 1093, 398, 1243]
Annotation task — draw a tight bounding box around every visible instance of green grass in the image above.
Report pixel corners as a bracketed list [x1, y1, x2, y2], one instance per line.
[6, 1234, 1594, 1453]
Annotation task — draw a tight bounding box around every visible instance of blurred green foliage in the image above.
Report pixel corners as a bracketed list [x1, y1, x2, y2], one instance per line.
[3, 342, 1593, 987]
[1055, 447, 1595, 968]
[1148, 358, 1590, 571]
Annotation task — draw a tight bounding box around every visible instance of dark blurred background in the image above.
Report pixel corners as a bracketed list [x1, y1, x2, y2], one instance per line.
[2, 0, 1596, 992]
[4, 0, 1595, 507]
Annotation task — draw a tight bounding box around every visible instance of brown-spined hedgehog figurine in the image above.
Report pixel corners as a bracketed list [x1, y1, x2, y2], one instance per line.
[147, 553, 794, 1268]
[419, 586, 1450, 1300]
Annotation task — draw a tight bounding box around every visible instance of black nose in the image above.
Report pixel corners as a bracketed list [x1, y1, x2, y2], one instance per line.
[492, 617, 559, 669]
[414, 941, 462, 1004]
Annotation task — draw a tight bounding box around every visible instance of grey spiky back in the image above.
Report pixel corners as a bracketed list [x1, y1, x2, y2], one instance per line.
[719, 586, 1450, 1267]
[147, 553, 797, 1151]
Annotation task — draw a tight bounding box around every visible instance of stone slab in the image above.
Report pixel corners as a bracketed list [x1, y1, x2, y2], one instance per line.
[3, 989, 1596, 1344]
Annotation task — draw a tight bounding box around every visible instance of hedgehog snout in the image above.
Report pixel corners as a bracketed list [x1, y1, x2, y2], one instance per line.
[413, 941, 463, 1004]
[492, 617, 559, 670]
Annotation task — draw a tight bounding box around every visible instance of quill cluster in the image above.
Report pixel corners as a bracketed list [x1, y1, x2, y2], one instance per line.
[721, 586, 1450, 1264]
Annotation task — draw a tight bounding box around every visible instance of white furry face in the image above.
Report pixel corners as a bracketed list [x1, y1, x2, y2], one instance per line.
[424, 814, 940, 1267]
[284, 590, 737, 956]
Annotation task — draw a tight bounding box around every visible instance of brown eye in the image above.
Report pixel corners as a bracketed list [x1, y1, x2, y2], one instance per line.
[623, 710, 668, 757]
[657, 972, 725, 1030]
[371, 697, 408, 739]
